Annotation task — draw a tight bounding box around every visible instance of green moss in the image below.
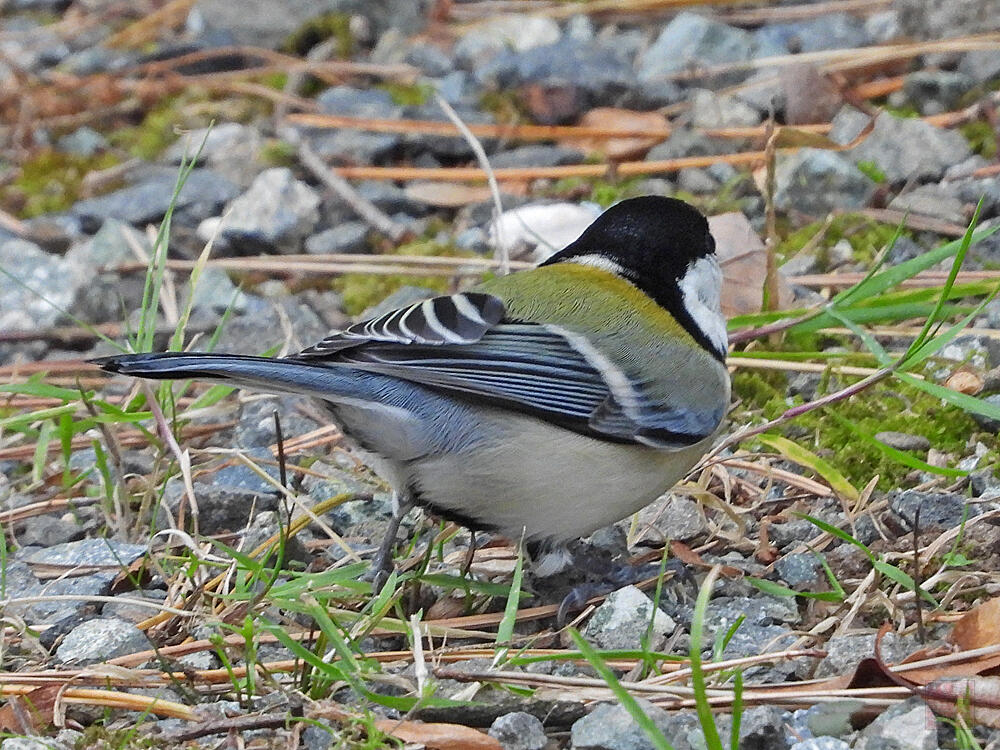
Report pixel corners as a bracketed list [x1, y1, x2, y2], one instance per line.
[732, 370, 981, 489]
[379, 82, 433, 107]
[960, 120, 997, 159]
[281, 13, 353, 57]
[2, 149, 120, 218]
[333, 240, 472, 316]
[75, 725, 161, 749]
[857, 159, 887, 184]
[107, 95, 185, 160]
[260, 139, 297, 167]
[777, 213, 905, 268]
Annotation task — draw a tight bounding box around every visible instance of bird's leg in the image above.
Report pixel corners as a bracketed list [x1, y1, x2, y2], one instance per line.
[461, 530, 477, 578]
[369, 491, 413, 591]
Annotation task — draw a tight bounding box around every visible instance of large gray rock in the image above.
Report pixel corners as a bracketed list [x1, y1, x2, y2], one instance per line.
[753, 13, 869, 54]
[830, 107, 971, 183]
[774, 148, 876, 216]
[55, 618, 151, 665]
[639, 12, 756, 85]
[71, 168, 239, 232]
[219, 167, 320, 253]
[0, 239, 89, 332]
[65, 219, 149, 324]
[889, 184, 967, 224]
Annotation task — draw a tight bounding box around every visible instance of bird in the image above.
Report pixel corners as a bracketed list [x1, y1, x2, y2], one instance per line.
[93, 195, 731, 581]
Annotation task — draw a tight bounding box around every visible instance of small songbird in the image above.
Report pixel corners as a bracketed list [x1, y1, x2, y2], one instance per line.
[94, 196, 730, 579]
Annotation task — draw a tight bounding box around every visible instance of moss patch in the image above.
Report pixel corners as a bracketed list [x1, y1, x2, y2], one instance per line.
[731, 369, 981, 489]
[2, 149, 120, 218]
[777, 213, 905, 268]
[960, 120, 997, 159]
[281, 13, 353, 57]
[333, 240, 473, 316]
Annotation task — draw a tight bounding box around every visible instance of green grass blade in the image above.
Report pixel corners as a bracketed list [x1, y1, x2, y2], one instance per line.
[758, 435, 859, 502]
[494, 542, 524, 666]
[896, 373, 1000, 422]
[829, 412, 967, 478]
[690, 566, 724, 750]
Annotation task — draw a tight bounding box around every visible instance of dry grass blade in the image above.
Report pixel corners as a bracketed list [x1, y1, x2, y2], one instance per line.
[0, 685, 196, 721]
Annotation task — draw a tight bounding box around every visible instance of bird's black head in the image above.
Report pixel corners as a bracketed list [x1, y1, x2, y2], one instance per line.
[543, 195, 728, 360]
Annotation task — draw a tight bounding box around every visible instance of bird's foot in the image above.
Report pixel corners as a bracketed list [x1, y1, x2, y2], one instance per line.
[555, 558, 694, 626]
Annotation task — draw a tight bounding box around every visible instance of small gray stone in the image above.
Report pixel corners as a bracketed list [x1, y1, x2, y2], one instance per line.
[677, 168, 720, 194]
[646, 128, 732, 161]
[739, 706, 791, 750]
[584, 585, 675, 651]
[960, 48, 1000, 85]
[490, 145, 585, 168]
[854, 696, 936, 750]
[24, 538, 147, 568]
[0, 739, 60, 750]
[971, 393, 1000, 432]
[791, 740, 851, 750]
[16, 515, 84, 547]
[774, 149, 876, 215]
[753, 13, 869, 54]
[220, 167, 320, 253]
[489, 711, 547, 750]
[185, 266, 248, 316]
[890, 489, 976, 530]
[689, 89, 761, 129]
[903, 70, 975, 115]
[875, 432, 930, 452]
[815, 632, 913, 677]
[0, 239, 89, 332]
[639, 12, 756, 86]
[636, 495, 707, 543]
[102, 590, 168, 623]
[454, 15, 561, 68]
[830, 107, 971, 183]
[775, 553, 822, 589]
[56, 617, 151, 665]
[56, 126, 108, 157]
[889, 184, 966, 224]
[570, 699, 672, 750]
[896, 0, 1000, 39]
[305, 222, 370, 254]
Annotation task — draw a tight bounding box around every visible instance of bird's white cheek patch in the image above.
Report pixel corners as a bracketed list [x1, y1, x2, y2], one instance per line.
[679, 256, 728, 358]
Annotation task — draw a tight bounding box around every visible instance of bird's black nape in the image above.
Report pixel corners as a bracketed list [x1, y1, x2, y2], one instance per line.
[542, 195, 714, 286]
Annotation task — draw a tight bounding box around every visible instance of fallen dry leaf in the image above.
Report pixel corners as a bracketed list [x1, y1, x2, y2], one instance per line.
[951, 598, 1000, 650]
[0, 686, 61, 734]
[707, 212, 794, 317]
[374, 718, 503, 750]
[781, 64, 842, 125]
[563, 108, 669, 160]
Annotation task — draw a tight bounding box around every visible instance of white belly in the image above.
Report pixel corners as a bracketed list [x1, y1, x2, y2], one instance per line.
[409, 411, 711, 543]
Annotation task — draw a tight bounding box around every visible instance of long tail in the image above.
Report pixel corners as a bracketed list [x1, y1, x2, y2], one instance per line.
[92, 352, 344, 397]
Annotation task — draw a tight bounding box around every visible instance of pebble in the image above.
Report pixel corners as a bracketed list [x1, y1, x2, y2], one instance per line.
[489, 712, 548, 750]
[219, 167, 320, 253]
[874, 432, 931, 451]
[888, 184, 967, 224]
[0, 239, 89, 332]
[830, 107, 971, 183]
[570, 699, 672, 750]
[55, 617, 151, 665]
[639, 12, 756, 86]
[583, 585, 675, 651]
[305, 222, 371, 254]
[854, 696, 937, 750]
[774, 148, 876, 215]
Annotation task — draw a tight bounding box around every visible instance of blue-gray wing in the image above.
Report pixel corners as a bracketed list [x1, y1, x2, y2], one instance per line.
[291, 292, 721, 447]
